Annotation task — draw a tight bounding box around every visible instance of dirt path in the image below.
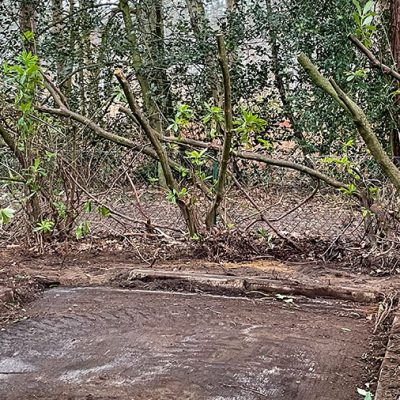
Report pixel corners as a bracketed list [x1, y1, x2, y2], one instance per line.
[0, 249, 398, 399]
[0, 287, 376, 400]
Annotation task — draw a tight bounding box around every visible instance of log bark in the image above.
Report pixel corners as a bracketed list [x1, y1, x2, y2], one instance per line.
[125, 269, 379, 303]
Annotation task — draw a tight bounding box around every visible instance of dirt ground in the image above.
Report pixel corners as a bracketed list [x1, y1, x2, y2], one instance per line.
[0, 287, 381, 400]
[0, 248, 399, 399]
[1, 248, 399, 323]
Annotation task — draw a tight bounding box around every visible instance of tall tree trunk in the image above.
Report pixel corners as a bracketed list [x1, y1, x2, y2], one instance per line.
[265, 0, 311, 164]
[391, 0, 400, 165]
[149, 0, 173, 122]
[186, 0, 221, 104]
[119, 0, 157, 123]
[79, 0, 97, 115]
[19, 0, 36, 53]
[51, 0, 64, 80]
[19, 0, 41, 222]
[64, 0, 76, 97]
[119, 0, 170, 186]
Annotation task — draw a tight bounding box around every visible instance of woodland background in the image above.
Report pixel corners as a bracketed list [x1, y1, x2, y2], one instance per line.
[1, 0, 400, 271]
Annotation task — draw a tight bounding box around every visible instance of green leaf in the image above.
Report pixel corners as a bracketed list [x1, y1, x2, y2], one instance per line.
[357, 388, 373, 400]
[75, 221, 91, 240]
[98, 206, 111, 218]
[363, 0, 374, 14]
[34, 219, 54, 233]
[0, 208, 16, 225]
[340, 183, 357, 196]
[362, 15, 373, 26]
[353, 12, 361, 27]
[20, 101, 32, 113]
[166, 189, 177, 204]
[84, 200, 93, 213]
[344, 139, 354, 148]
[45, 151, 56, 161]
[148, 176, 158, 185]
[352, 0, 362, 15]
[53, 201, 67, 219]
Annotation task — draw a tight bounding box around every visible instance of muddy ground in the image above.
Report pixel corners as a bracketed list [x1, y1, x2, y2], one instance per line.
[0, 248, 399, 399]
[0, 287, 382, 400]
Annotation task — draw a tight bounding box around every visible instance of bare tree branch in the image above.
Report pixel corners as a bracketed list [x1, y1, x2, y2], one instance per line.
[348, 34, 400, 82]
[114, 68, 198, 236]
[206, 35, 234, 229]
[299, 53, 400, 192]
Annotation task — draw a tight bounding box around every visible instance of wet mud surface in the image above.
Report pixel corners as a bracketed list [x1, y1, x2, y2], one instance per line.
[0, 286, 375, 400]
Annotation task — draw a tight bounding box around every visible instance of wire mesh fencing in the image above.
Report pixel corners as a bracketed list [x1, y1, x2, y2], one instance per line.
[1, 146, 399, 254]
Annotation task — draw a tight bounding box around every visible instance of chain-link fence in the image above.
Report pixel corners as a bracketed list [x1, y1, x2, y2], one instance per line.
[1, 141, 399, 256]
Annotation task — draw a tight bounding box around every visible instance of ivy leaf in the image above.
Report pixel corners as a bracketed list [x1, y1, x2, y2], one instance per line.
[76, 221, 90, 240]
[84, 200, 93, 213]
[363, 15, 373, 26]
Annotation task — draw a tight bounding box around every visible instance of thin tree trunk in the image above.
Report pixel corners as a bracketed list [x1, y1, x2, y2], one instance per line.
[391, 0, 400, 165]
[18, 0, 41, 222]
[206, 35, 234, 229]
[114, 69, 198, 236]
[51, 0, 64, 80]
[299, 53, 400, 192]
[19, 0, 36, 52]
[119, 0, 168, 186]
[186, 0, 221, 104]
[265, 0, 310, 162]
[118, 0, 156, 122]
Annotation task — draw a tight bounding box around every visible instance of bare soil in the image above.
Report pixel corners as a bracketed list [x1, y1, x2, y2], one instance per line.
[0, 248, 398, 399]
[0, 287, 382, 400]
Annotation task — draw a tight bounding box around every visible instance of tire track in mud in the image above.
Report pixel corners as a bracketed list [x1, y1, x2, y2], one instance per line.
[0, 287, 377, 400]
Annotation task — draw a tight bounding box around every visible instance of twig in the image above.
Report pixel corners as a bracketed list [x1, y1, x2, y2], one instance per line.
[0, 176, 25, 183]
[64, 170, 180, 234]
[206, 34, 234, 228]
[124, 170, 151, 222]
[322, 221, 353, 257]
[269, 181, 320, 222]
[231, 173, 303, 251]
[161, 134, 350, 191]
[348, 34, 400, 82]
[374, 293, 396, 334]
[235, 196, 284, 224]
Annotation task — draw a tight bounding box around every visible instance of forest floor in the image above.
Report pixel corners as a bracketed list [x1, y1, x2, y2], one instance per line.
[0, 249, 399, 399]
